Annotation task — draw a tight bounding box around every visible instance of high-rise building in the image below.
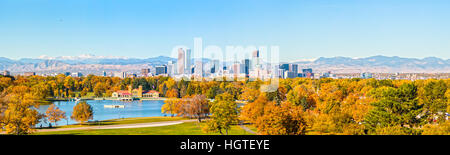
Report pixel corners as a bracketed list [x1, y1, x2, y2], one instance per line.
[194, 61, 203, 76]
[155, 65, 167, 75]
[289, 64, 298, 74]
[177, 48, 185, 75]
[280, 63, 298, 74]
[278, 69, 285, 79]
[71, 72, 83, 78]
[141, 68, 150, 77]
[2, 70, 10, 76]
[64, 72, 71, 76]
[114, 72, 127, 78]
[127, 74, 137, 78]
[251, 50, 262, 72]
[231, 62, 240, 74]
[252, 50, 259, 58]
[210, 59, 220, 74]
[243, 59, 250, 77]
[302, 68, 312, 74]
[185, 48, 191, 74]
[102, 71, 107, 77]
[284, 71, 297, 79]
[280, 64, 289, 70]
[167, 61, 175, 76]
[302, 68, 314, 78]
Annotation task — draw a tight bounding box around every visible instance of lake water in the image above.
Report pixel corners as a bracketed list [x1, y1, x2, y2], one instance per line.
[36, 100, 166, 127]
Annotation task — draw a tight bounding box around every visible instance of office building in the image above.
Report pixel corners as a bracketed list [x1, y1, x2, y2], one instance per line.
[155, 65, 167, 75]
[243, 59, 250, 77]
[280, 64, 289, 71]
[185, 48, 191, 74]
[141, 69, 150, 77]
[289, 64, 298, 74]
[284, 71, 297, 79]
[302, 68, 314, 78]
[167, 61, 175, 76]
[71, 72, 82, 78]
[177, 48, 185, 75]
[63, 72, 71, 76]
[194, 61, 203, 76]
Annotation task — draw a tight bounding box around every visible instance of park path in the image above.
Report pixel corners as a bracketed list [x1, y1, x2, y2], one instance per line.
[34, 119, 197, 133]
[239, 124, 257, 134]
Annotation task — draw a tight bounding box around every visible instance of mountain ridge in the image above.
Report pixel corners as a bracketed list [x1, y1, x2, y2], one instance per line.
[0, 55, 448, 73]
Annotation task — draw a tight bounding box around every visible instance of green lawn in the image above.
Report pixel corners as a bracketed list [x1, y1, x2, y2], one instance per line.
[244, 124, 258, 133]
[34, 122, 255, 135]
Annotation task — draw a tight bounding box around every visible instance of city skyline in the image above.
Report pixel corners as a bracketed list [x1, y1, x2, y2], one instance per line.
[1, 0, 450, 61]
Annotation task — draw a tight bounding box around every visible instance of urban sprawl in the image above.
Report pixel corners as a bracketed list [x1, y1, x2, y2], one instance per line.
[2, 49, 448, 80]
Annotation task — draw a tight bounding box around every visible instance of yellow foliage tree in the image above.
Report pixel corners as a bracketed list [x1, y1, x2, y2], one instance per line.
[71, 101, 93, 125]
[161, 98, 180, 117]
[45, 104, 67, 127]
[256, 101, 307, 135]
[1, 86, 42, 135]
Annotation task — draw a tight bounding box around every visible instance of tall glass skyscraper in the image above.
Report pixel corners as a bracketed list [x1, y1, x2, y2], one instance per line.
[185, 49, 191, 74]
[177, 48, 185, 74]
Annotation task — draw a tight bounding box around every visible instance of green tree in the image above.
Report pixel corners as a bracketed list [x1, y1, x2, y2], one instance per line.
[365, 84, 424, 134]
[421, 80, 447, 122]
[203, 93, 238, 135]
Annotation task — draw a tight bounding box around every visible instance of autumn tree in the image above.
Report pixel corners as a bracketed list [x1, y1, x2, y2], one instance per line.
[256, 101, 308, 135]
[189, 94, 210, 122]
[239, 87, 260, 102]
[166, 88, 179, 98]
[240, 94, 271, 124]
[71, 101, 94, 125]
[287, 84, 317, 111]
[422, 121, 450, 135]
[204, 93, 238, 135]
[171, 95, 210, 121]
[0, 76, 13, 92]
[162, 98, 180, 117]
[45, 104, 67, 127]
[93, 82, 107, 97]
[0, 86, 43, 135]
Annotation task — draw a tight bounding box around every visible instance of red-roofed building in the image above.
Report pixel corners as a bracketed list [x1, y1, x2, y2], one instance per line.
[112, 85, 159, 98]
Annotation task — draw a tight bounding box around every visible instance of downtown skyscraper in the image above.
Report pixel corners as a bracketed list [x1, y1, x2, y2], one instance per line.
[177, 48, 192, 75]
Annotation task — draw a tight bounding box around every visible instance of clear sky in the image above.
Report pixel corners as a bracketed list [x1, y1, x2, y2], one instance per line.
[1, 0, 450, 62]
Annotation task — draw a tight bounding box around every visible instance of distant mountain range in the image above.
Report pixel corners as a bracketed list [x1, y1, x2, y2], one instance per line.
[0, 55, 448, 74]
[0, 55, 177, 74]
[291, 55, 450, 73]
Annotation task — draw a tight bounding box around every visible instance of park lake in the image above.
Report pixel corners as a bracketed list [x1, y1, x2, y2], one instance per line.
[36, 100, 166, 127]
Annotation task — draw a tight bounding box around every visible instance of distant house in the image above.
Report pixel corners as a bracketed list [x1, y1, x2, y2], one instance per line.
[23, 72, 36, 76]
[112, 85, 159, 98]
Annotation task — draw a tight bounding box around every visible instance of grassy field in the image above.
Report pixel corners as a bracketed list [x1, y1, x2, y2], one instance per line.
[244, 124, 258, 133]
[53, 117, 188, 129]
[34, 121, 255, 135]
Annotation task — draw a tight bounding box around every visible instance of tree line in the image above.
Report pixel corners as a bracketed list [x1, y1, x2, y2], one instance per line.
[0, 74, 449, 135]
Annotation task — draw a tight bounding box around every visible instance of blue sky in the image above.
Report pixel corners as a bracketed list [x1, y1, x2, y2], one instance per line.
[1, 0, 450, 61]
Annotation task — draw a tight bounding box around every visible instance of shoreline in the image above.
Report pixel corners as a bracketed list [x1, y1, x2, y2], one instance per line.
[44, 97, 167, 102]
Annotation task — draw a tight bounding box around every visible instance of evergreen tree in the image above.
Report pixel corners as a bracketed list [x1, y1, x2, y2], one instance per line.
[365, 83, 424, 134]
